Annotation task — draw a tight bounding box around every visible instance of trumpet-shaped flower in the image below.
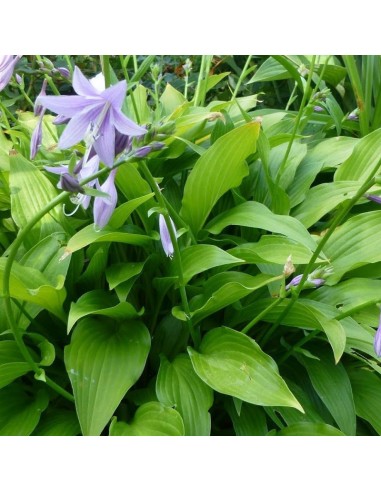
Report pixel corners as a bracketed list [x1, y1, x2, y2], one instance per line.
[0, 55, 21, 91]
[37, 66, 147, 166]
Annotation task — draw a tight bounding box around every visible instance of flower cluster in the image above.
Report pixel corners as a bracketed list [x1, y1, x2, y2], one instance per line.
[33, 66, 164, 229]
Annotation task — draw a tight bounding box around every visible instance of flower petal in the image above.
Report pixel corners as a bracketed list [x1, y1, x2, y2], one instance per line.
[30, 115, 44, 159]
[92, 112, 115, 166]
[101, 80, 127, 108]
[37, 95, 92, 117]
[93, 169, 118, 228]
[73, 66, 100, 97]
[58, 104, 103, 149]
[159, 214, 175, 258]
[112, 108, 147, 137]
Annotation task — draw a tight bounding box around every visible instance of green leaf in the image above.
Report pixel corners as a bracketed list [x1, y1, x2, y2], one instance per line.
[160, 84, 187, 115]
[108, 193, 155, 229]
[64, 317, 151, 436]
[106, 262, 145, 290]
[207, 201, 317, 252]
[9, 152, 64, 247]
[349, 367, 381, 434]
[206, 72, 230, 92]
[64, 225, 153, 255]
[181, 122, 260, 234]
[156, 354, 213, 436]
[0, 341, 30, 389]
[226, 399, 268, 436]
[334, 128, 381, 182]
[109, 402, 185, 436]
[292, 181, 360, 228]
[247, 57, 291, 84]
[67, 290, 142, 334]
[228, 236, 322, 266]
[0, 385, 49, 435]
[176, 272, 280, 324]
[324, 211, 381, 283]
[231, 298, 346, 364]
[300, 350, 356, 435]
[188, 327, 303, 412]
[308, 278, 381, 319]
[288, 136, 357, 208]
[33, 410, 81, 436]
[277, 422, 345, 436]
[178, 244, 244, 284]
[0, 258, 66, 320]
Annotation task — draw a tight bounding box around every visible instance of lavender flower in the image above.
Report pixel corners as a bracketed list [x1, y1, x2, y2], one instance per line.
[0, 55, 21, 91]
[30, 117, 44, 159]
[286, 274, 325, 291]
[374, 312, 381, 357]
[365, 194, 381, 205]
[313, 105, 324, 112]
[45, 154, 100, 210]
[159, 214, 176, 258]
[93, 169, 118, 229]
[37, 66, 147, 166]
[30, 80, 48, 160]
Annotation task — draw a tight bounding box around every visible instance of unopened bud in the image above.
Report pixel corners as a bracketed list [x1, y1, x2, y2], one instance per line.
[60, 173, 84, 193]
[56, 67, 70, 79]
[133, 146, 152, 158]
[283, 255, 296, 277]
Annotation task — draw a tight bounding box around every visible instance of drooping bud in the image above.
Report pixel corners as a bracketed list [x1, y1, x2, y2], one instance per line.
[133, 145, 152, 158]
[34, 79, 48, 116]
[159, 214, 176, 258]
[53, 114, 71, 125]
[60, 173, 84, 193]
[30, 117, 43, 159]
[365, 194, 381, 205]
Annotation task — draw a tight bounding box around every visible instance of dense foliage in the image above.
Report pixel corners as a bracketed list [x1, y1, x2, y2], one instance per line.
[1, 55, 381, 436]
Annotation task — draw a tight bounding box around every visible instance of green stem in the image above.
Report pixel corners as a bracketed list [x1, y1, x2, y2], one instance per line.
[270, 174, 379, 333]
[45, 376, 75, 402]
[241, 296, 284, 335]
[232, 55, 252, 99]
[64, 55, 74, 77]
[118, 55, 140, 124]
[278, 329, 320, 365]
[100, 55, 111, 88]
[343, 55, 369, 136]
[275, 55, 316, 187]
[139, 160, 199, 347]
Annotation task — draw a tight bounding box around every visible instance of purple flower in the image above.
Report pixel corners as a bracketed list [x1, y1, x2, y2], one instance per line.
[365, 194, 381, 205]
[37, 66, 147, 166]
[313, 105, 324, 112]
[56, 67, 70, 79]
[374, 312, 381, 357]
[93, 169, 118, 229]
[159, 214, 176, 258]
[0, 55, 21, 91]
[286, 274, 325, 291]
[45, 154, 100, 210]
[30, 117, 44, 159]
[34, 80, 47, 116]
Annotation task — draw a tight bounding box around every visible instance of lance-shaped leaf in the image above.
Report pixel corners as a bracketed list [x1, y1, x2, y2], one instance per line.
[188, 327, 303, 412]
[156, 354, 213, 436]
[207, 201, 317, 252]
[173, 272, 280, 324]
[109, 402, 185, 436]
[67, 290, 142, 334]
[181, 122, 260, 234]
[65, 318, 151, 436]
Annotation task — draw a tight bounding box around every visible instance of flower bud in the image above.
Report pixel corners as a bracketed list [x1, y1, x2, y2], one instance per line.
[56, 67, 70, 79]
[60, 173, 84, 193]
[374, 311, 381, 357]
[159, 214, 176, 258]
